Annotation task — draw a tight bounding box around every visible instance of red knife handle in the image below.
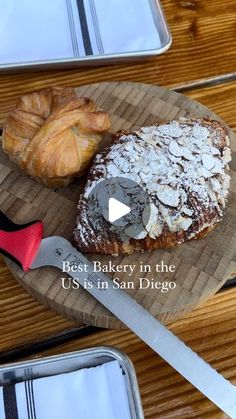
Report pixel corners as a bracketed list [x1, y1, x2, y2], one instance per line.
[0, 211, 43, 272]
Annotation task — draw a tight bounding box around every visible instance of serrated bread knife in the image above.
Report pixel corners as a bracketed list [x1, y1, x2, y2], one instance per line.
[0, 210, 236, 417]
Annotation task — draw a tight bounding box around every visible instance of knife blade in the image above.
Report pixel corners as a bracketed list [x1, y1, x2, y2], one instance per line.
[1, 212, 236, 417]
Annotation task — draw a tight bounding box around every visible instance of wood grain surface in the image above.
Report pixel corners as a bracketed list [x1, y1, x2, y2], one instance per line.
[1, 81, 235, 330]
[186, 80, 236, 132]
[0, 256, 77, 355]
[0, 2, 235, 416]
[0, 79, 236, 353]
[19, 286, 236, 418]
[0, 0, 236, 126]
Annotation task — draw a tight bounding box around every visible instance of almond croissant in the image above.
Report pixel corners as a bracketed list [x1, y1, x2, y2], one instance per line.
[2, 87, 110, 187]
[74, 118, 231, 254]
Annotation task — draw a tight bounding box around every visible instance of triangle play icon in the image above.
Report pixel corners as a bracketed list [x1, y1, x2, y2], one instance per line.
[108, 197, 131, 223]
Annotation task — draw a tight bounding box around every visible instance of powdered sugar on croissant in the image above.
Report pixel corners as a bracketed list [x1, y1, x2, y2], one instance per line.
[2, 87, 110, 187]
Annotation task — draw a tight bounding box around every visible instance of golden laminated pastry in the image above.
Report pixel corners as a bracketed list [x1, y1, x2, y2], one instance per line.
[74, 118, 231, 254]
[2, 87, 110, 187]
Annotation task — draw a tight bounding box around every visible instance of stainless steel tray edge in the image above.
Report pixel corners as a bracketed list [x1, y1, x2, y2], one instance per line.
[0, 346, 144, 419]
[0, 0, 172, 72]
[0, 39, 172, 72]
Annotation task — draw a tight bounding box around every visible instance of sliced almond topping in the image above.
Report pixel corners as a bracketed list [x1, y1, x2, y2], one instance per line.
[156, 185, 180, 208]
[169, 140, 183, 157]
[223, 147, 231, 163]
[179, 216, 193, 231]
[148, 223, 163, 239]
[197, 167, 212, 178]
[192, 125, 209, 142]
[124, 224, 148, 240]
[182, 148, 194, 161]
[182, 206, 193, 216]
[142, 203, 158, 231]
[158, 123, 183, 138]
[202, 154, 216, 171]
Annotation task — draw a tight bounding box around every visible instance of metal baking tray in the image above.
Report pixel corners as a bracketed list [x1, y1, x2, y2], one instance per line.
[0, 346, 144, 419]
[0, 0, 171, 72]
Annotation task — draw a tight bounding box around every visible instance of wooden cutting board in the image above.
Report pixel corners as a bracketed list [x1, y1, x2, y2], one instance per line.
[1, 82, 236, 329]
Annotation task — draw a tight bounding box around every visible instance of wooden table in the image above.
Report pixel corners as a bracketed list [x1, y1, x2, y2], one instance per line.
[0, 1, 236, 417]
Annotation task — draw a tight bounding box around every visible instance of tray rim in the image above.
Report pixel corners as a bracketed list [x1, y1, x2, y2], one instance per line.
[0, 345, 144, 419]
[0, 0, 172, 72]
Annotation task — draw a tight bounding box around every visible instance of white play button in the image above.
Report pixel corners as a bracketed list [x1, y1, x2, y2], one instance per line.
[86, 176, 151, 237]
[108, 197, 131, 223]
